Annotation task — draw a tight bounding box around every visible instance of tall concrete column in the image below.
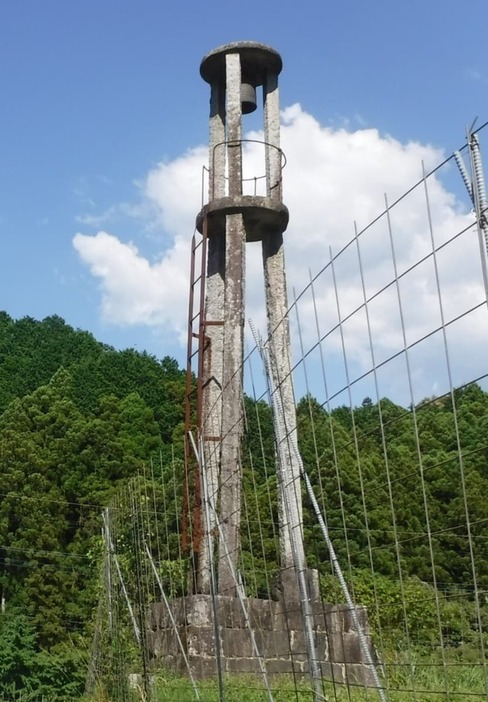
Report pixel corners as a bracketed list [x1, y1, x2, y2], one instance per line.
[199, 82, 226, 594]
[218, 53, 245, 595]
[262, 70, 305, 580]
[264, 72, 282, 201]
[262, 234, 304, 576]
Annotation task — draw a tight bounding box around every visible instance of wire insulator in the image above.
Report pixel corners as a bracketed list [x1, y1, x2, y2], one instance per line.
[454, 150, 473, 203]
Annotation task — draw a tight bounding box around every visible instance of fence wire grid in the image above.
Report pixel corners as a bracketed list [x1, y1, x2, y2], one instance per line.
[90, 126, 488, 702]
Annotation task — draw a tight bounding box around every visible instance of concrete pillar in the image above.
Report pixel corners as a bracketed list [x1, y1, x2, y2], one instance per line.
[262, 233, 304, 575]
[199, 82, 226, 594]
[209, 81, 226, 200]
[262, 69, 305, 583]
[218, 53, 245, 595]
[263, 72, 282, 201]
[225, 53, 243, 196]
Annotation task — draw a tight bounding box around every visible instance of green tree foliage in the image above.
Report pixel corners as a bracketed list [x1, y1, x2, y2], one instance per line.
[0, 371, 169, 641]
[0, 609, 85, 699]
[0, 314, 188, 694]
[0, 313, 186, 441]
[0, 609, 40, 695]
[241, 386, 488, 653]
[319, 569, 476, 650]
[293, 390, 488, 588]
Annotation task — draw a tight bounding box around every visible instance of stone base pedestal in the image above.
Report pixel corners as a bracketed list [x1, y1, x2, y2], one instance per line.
[148, 594, 378, 688]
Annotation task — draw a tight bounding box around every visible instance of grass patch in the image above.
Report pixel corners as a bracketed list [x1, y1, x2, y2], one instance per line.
[119, 656, 487, 702]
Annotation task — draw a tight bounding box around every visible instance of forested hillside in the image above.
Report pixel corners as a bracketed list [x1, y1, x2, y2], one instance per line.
[243, 387, 488, 589]
[0, 312, 487, 698]
[241, 387, 488, 672]
[0, 313, 187, 697]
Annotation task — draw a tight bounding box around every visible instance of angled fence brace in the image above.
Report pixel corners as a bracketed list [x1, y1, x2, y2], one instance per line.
[251, 322, 387, 702]
[102, 508, 141, 646]
[250, 322, 326, 702]
[188, 430, 276, 702]
[143, 540, 201, 701]
[454, 132, 488, 302]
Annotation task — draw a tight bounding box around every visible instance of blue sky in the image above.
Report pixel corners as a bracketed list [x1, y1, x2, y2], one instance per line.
[1, 0, 488, 377]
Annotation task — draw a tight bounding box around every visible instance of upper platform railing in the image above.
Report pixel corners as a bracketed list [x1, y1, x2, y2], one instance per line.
[202, 139, 287, 201]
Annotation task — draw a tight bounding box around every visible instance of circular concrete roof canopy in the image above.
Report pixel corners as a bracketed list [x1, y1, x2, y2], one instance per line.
[200, 41, 282, 86]
[196, 196, 289, 243]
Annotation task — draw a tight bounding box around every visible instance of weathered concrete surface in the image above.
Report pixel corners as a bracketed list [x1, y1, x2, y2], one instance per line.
[262, 54, 307, 598]
[264, 70, 282, 200]
[198, 78, 226, 595]
[200, 42, 283, 86]
[262, 231, 303, 575]
[199, 231, 225, 595]
[148, 595, 379, 687]
[218, 211, 245, 596]
[217, 53, 245, 597]
[196, 196, 289, 242]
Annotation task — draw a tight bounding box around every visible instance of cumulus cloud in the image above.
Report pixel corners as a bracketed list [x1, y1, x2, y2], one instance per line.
[73, 104, 486, 403]
[74, 144, 207, 339]
[73, 231, 190, 332]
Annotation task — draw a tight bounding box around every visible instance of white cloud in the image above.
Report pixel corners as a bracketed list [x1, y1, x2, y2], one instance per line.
[73, 145, 208, 339]
[144, 145, 207, 236]
[73, 104, 486, 403]
[73, 231, 190, 333]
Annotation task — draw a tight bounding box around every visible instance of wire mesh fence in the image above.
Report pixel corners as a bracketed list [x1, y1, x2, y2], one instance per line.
[89, 127, 488, 702]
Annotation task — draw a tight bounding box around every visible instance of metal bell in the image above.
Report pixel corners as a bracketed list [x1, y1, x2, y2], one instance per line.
[241, 83, 257, 114]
